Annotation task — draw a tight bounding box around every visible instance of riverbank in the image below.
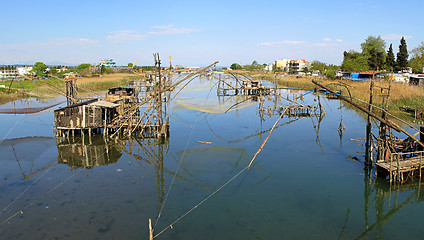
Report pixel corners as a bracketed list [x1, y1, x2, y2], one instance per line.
[2, 71, 423, 122]
[235, 70, 424, 121]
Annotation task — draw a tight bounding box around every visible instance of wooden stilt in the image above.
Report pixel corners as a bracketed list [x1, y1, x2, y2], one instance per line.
[88, 128, 91, 138]
[149, 219, 153, 240]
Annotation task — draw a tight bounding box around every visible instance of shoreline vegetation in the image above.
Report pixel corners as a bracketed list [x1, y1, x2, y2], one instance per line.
[0, 73, 137, 104]
[1, 71, 423, 123]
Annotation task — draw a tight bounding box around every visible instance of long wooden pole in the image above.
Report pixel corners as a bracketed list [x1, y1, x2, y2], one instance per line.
[313, 80, 398, 130]
[365, 77, 374, 166]
[149, 219, 153, 240]
[312, 80, 424, 149]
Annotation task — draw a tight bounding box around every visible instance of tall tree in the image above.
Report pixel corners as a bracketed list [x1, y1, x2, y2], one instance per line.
[361, 35, 386, 54]
[361, 35, 386, 70]
[310, 60, 326, 71]
[385, 44, 395, 71]
[75, 63, 92, 76]
[341, 50, 369, 72]
[409, 42, 424, 73]
[230, 63, 242, 70]
[32, 62, 48, 77]
[396, 36, 409, 71]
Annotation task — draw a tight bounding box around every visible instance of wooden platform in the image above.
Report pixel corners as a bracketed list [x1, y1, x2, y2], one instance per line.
[376, 151, 424, 182]
[217, 86, 273, 96]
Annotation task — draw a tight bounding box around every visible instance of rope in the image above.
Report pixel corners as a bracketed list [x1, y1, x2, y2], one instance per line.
[318, 82, 422, 134]
[153, 90, 313, 238]
[154, 166, 249, 239]
[0, 114, 24, 145]
[0, 167, 83, 226]
[153, 112, 201, 229]
[0, 127, 116, 225]
[0, 163, 56, 216]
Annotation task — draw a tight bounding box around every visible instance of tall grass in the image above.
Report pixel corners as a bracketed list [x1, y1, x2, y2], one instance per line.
[78, 78, 128, 92]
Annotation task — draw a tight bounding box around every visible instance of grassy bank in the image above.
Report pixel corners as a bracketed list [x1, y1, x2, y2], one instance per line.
[76, 75, 135, 95]
[0, 73, 137, 103]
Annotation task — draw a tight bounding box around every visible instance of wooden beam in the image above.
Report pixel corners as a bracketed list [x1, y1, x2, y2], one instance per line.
[312, 80, 424, 149]
[312, 80, 400, 131]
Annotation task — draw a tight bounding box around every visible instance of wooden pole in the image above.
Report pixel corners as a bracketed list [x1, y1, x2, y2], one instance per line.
[313, 80, 399, 131]
[420, 152, 423, 183]
[365, 77, 374, 166]
[312, 80, 424, 149]
[149, 219, 153, 240]
[396, 154, 400, 182]
[389, 153, 393, 182]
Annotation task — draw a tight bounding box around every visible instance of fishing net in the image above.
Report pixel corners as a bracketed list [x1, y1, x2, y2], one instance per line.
[176, 146, 268, 190]
[176, 96, 258, 113]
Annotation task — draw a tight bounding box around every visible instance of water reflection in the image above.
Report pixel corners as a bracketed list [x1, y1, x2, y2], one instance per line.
[0, 97, 64, 114]
[359, 169, 424, 239]
[0, 136, 57, 179]
[56, 135, 123, 169]
[119, 137, 168, 205]
[55, 134, 170, 205]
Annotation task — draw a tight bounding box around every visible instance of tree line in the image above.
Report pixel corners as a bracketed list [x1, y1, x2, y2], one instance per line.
[342, 35, 424, 73]
[0, 65, 17, 70]
[230, 61, 268, 71]
[30, 62, 127, 77]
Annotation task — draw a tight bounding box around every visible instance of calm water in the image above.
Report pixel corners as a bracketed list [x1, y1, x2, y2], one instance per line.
[0, 75, 423, 240]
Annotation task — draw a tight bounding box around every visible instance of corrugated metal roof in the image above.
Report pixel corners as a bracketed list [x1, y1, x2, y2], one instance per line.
[54, 99, 98, 112]
[89, 100, 120, 108]
[359, 70, 382, 75]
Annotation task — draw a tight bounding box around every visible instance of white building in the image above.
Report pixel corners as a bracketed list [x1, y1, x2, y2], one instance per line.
[0, 69, 18, 80]
[98, 59, 116, 67]
[17, 66, 33, 75]
[275, 59, 290, 71]
[387, 73, 409, 83]
[264, 64, 274, 72]
[289, 59, 310, 73]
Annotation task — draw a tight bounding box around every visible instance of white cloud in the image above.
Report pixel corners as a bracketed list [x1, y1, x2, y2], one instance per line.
[148, 24, 200, 35]
[106, 30, 146, 41]
[382, 34, 413, 40]
[314, 38, 344, 48]
[260, 40, 305, 46]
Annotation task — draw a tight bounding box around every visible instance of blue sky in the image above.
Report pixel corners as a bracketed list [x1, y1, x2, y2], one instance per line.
[1, 0, 423, 67]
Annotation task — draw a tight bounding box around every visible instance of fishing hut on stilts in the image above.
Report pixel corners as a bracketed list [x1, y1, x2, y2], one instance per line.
[216, 74, 273, 97]
[54, 54, 171, 142]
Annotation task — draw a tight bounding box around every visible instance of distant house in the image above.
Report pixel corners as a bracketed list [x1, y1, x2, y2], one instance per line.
[264, 64, 274, 72]
[63, 72, 81, 79]
[289, 59, 310, 74]
[275, 59, 290, 71]
[0, 68, 18, 80]
[17, 66, 33, 76]
[343, 71, 382, 81]
[98, 59, 116, 68]
[56, 66, 69, 73]
[312, 70, 321, 77]
[409, 74, 424, 87]
[358, 70, 382, 79]
[386, 73, 409, 83]
[106, 87, 136, 100]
